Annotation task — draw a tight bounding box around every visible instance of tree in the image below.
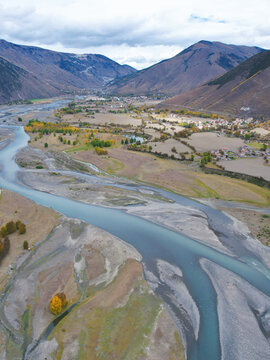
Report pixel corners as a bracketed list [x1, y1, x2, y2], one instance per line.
[56, 292, 67, 307]
[50, 292, 67, 315]
[0, 226, 8, 237]
[18, 117, 22, 122]
[50, 295, 62, 315]
[23, 241, 29, 250]
[6, 221, 16, 234]
[18, 223, 26, 235]
[3, 237, 10, 256]
[0, 241, 4, 254]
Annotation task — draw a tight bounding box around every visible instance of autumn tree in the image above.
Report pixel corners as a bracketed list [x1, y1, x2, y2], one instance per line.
[50, 295, 62, 315]
[50, 292, 67, 315]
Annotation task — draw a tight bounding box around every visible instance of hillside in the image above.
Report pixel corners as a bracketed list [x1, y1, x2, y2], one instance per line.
[161, 50, 270, 117]
[0, 56, 60, 103]
[0, 39, 136, 101]
[106, 41, 263, 96]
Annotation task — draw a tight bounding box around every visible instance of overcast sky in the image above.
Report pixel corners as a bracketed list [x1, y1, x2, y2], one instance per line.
[0, 0, 269, 69]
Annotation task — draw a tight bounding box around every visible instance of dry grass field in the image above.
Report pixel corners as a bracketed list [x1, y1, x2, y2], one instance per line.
[70, 148, 270, 206]
[62, 112, 142, 126]
[219, 158, 270, 181]
[187, 132, 245, 152]
[0, 190, 59, 291]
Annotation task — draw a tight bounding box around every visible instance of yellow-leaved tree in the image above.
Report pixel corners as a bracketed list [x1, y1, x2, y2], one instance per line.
[50, 292, 67, 315]
[50, 295, 62, 315]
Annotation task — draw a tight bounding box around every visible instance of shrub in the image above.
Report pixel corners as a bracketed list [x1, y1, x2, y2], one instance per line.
[18, 223, 26, 235]
[23, 241, 29, 250]
[3, 237, 10, 256]
[0, 226, 8, 237]
[0, 241, 4, 254]
[6, 221, 17, 234]
[44, 143, 48, 148]
[95, 147, 108, 155]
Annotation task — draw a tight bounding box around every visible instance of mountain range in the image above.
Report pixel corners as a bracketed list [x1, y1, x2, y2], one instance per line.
[106, 41, 263, 96]
[0, 39, 268, 112]
[161, 50, 270, 117]
[0, 39, 136, 103]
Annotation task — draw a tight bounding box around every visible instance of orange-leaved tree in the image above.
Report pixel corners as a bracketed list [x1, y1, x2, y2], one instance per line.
[50, 292, 67, 315]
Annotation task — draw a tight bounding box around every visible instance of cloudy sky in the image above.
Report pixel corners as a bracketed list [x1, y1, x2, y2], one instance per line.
[0, 0, 269, 69]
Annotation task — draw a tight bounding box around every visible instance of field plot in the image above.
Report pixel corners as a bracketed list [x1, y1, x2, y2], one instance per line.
[219, 158, 270, 181]
[148, 138, 190, 158]
[187, 132, 245, 152]
[252, 128, 270, 136]
[63, 112, 142, 126]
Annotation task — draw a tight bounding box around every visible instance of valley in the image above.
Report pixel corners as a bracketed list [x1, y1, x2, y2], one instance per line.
[0, 97, 269, 359]
[0, 29, 269, 360]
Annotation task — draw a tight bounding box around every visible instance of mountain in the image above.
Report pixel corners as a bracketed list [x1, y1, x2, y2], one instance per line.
[106, 41, 264, 96]
[0, 39, 136, 101]
[161, 50, 270, 117]
[0, 56, 60, 103]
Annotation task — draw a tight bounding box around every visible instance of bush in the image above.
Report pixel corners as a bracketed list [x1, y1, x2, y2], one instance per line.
[18, 223, 26, 235]
[3, 237, 10, 256]
[44, 143, 48, 148]
[6, 221, 17, 234]
[0, 241, 4, 254]
[95, 147, 108, 155]
[23, 241, 29, 250]
[0, 226, 8, 237]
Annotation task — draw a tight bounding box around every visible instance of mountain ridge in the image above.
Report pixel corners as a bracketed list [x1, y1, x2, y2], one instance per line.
[0, 39, 136, 103]
[106, 40, 264, 96]
[160, 50, 270, 117]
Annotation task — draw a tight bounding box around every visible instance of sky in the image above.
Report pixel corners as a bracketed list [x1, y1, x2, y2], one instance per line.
[0, 0, 269, 69]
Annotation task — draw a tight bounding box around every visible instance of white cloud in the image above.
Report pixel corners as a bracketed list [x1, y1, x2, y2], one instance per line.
[0, 0, 269, 69]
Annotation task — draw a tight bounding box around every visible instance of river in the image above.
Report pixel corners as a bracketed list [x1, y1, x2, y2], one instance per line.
[0, 102, 270, 360]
